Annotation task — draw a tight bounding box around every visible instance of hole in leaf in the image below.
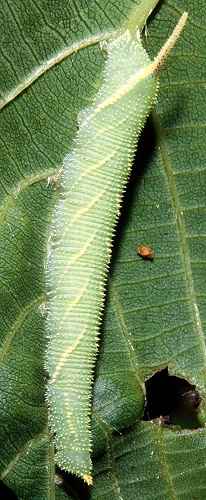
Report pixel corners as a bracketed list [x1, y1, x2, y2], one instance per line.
[143, 367, 203, 429]
[0, 481, 18, 499]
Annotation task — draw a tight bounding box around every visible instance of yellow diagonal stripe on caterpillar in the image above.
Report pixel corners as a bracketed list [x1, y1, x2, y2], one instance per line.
[68, 148, 120, 189]
[58, 278, 91, 332]
[60, 187, 107, 241]
[56, 233, 97, 285]
[51, 325, 88, 383]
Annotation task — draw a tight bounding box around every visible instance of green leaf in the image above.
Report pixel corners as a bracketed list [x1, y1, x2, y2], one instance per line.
[91, 422, 206, 499]
[0, 0, 205, 498]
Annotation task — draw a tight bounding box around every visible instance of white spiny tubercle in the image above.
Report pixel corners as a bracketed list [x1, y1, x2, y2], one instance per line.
[46, 13, 187, 484]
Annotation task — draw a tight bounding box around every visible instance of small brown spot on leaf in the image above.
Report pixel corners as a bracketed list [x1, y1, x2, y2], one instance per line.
[137, 245, 154, 259]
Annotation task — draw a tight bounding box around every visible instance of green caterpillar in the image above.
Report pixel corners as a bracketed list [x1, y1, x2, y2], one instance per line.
[46, 12, 187, 484]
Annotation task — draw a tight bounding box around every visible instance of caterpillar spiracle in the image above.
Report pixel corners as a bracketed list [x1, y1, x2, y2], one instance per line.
[46, 12, 187, 484]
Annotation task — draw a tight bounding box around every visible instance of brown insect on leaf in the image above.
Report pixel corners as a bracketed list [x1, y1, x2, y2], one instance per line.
[137, 245, 154, 259]
[159, 415, 175, 427]
[182, 390, 202, 409]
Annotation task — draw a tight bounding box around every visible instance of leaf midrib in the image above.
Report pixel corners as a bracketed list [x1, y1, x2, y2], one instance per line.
[0, 29, 121, 111]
